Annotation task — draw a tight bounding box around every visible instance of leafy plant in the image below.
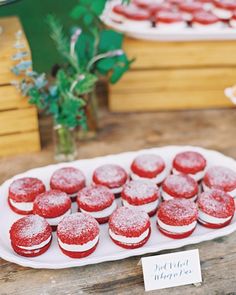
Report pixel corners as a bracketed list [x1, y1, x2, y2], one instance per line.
[11, 0, 133, 131]
[11, 31, 88, 130]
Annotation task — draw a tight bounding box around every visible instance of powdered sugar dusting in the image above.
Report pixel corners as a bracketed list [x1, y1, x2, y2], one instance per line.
[9, 177, 45, 196]
[158, 199, 198, 224]
[132, 154, 165, 172]
[123, 180, 158, 200]
[57, 213, 99, 242]
[198, 189, 235, 218]
[13, 215, 49, 240]
[173, 151, 206, 173]
[50, 167, 85, 191]
[204, 166, 236, 191]
[93, 164, 127, 188]
[109, 207, 149, 235]
[34, 190, 70, 209]
[163, 174, 198, 197]
[77, 186, 114, 208]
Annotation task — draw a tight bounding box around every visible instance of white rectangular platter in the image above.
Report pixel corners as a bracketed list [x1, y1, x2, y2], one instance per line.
[0, 145, 236, 269]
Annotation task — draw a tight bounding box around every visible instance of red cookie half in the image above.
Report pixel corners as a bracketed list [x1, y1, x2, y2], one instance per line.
[77, 185, 117, 224]
[50, 167, 86, 201]
[157, 199, 198, 239]
[162, 174, 198, 201]
[33, 190, 72, 231]
[173, 151, 207, 181]
[92, 164, 128, 197]
[10, 215, 52, 257]
[197, 189, 235, 228]
[57, 213, 100, 258]
[131, 154, 167, 184]
[121, 180, 160, 216]
[109, 206, 151, 249]
[203, 166, 236, 197]
[8, 177, 46, 215]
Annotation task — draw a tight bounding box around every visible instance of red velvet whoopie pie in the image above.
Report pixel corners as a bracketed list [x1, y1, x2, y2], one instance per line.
[172, 151, 207, 181]
[50, 167, 86, 202]
[10, 215, 52, 257]
[57, 213, 100, 259]
[197, 189, 235, 228]
[161, 174, 198, 202]
[33, 190, 72, 231]
[77, 185, 117, 224]
[8, 177, 46, 215]
[157, 198, 198, 239]
[203, 166, 236, 198]
[92, 164, 128, 198]
[131, 154, 167, 185]
[109, 206, 151, 249]
[121, 180, 160, 216]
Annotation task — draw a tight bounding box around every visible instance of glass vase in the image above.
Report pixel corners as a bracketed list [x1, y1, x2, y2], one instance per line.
[78, 89, 99, 140]
[53, 124, 77, 162]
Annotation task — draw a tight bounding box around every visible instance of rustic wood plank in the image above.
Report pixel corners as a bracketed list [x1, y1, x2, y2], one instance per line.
[0, 108, 39, 136]
[110, 68, 236, 92]
[0, 85, 31, 110]
[124, 37, 236, 69]
[0, 16, 31, 85]
[109, 68, 235, 111]
[109, 90, 233, 112]
[0, 131, 40, 157]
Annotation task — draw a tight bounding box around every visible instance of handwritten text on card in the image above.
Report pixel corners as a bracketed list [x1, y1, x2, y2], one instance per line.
[141, 249, 202, 291]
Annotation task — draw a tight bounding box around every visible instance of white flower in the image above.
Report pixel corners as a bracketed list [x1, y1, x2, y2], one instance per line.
[224, 85, 236, 104]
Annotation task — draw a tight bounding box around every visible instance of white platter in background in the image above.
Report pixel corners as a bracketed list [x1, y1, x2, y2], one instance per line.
[101, 1, 236, 41]
[0, 145, 236, 269]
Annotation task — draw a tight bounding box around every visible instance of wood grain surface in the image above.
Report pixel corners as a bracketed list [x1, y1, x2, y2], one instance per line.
[109, 37, 236, 112]
[0, 16, 40, 157]
[0, 16, 31, 85]
[124, 38, 236, 69]
[0, 103, 236, 294]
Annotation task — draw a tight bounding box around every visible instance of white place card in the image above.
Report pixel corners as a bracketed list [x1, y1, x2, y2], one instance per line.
[141, 249, 202, 291]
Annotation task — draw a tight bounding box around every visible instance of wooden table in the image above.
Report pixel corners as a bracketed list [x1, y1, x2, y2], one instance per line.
[1, 106, 236, 294]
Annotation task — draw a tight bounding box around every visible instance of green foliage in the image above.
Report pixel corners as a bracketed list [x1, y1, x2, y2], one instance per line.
[47, 15, 78, 71]
[11, 0, 132, 130]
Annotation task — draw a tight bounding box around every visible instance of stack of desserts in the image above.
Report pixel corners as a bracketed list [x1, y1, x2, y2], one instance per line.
[8, 150, 236, 259]
[108, 0, 236, 29]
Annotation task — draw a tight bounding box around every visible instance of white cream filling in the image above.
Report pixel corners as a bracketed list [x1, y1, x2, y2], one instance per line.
[202, 183, 236, 198]
[230, 19, 236, 28]
[157, 218, 197, 234]
[122, 199, 159, 213]
[192, 22, 224, 29]
[109, 227, 150, 244]
[124, 19, 151, 29]
[131, 167, 168, 185]
[58, 235, 99, 252]
[9, 198, 33, 211]
[172, 167, 205, 181]
[46, 209, 71, 226]
[17, 236, 52, 250]
[213, 8, 232, 19]
[80, 201, 117, 219]
[198, 209, 232, 225]
[157, 22, 187, 30]
[161, 189, 198, 202]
